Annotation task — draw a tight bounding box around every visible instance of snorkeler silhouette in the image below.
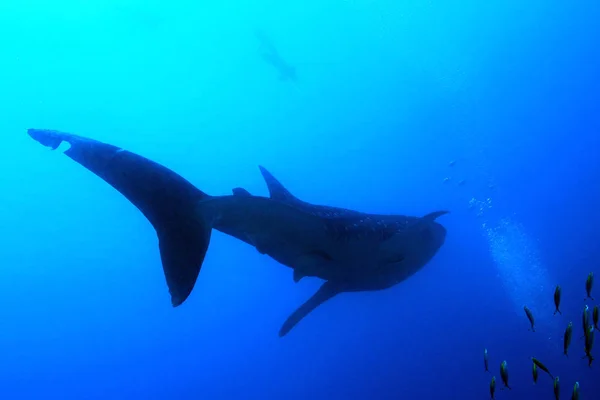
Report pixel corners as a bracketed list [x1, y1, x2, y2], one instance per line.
[255, 29, 297, 82]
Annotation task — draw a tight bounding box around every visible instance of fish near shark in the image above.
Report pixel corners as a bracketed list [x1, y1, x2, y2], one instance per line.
[27, 128, 448, 337]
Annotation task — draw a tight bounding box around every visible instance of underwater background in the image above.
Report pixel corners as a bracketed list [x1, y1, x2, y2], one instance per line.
[1, 0, 599, 399]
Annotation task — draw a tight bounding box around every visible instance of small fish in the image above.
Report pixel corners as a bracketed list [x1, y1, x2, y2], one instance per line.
[484, 348, 489, 372]
[490, 376, 496, 399]
[524, 305, 536, 331]
[586, 272, 594, 300]
[500, 360, 511, 390]
[593, 305, 599, 330]
[564, 322, 573, 357]
[582, 305, 590, 338]
[554, 285, 562, 315]
[584, 324, 595, 367]
[585, 325, 594, 350]
[532, 361, 538, 383]
[553, 376, 560, 400]
[571, 381, 579, 400]
[531, 357, 554, 379]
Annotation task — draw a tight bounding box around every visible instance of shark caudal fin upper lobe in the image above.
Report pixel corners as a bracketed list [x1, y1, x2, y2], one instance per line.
[28, 129, 211, 306]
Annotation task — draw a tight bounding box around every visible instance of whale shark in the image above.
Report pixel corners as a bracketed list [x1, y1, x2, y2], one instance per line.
[27, 128, 448, 336]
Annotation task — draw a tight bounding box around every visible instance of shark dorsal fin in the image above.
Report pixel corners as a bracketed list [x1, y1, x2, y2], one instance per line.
[258, 166, 299, 203]
[232, 187, 252, 197]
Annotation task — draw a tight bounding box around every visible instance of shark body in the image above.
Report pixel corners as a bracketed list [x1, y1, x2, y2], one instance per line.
[28, 129, 447, 336]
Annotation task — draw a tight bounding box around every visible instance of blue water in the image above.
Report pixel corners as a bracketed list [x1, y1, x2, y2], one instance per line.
[1, 1, 599, 399]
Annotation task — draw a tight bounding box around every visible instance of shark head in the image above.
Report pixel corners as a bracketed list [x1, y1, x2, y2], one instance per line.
[375, 217, 447, 285]
[422, 220, 447, 250]
[420, 220, 447, 257]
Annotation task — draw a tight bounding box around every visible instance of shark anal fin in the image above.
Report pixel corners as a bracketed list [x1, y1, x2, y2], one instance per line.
[232, 187, 252, 197]
[279, 281, 342, 337]
[292, 251, 334, 282]
[249, 235, 272, 255]
[256, 246, 268, 255]
[27, 129, 212, 306]
[293, 268, 304, 283]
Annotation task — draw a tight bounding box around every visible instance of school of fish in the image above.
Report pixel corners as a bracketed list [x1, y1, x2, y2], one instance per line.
[486, 272, 595, 400]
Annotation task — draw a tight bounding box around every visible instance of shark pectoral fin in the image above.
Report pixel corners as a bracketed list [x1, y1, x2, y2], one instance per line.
[27, 129, 212, 307]
[279, 281, 342, 337]
[232, 187, 252, 197]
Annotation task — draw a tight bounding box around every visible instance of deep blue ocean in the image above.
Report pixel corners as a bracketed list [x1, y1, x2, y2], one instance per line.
[1, 1, 599, 399]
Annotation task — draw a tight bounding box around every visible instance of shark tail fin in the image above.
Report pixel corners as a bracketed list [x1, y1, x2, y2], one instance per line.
[28, 129, 212, 307]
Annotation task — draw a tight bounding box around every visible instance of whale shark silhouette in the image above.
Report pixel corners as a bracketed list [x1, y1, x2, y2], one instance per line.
[28, 128, 448, 336]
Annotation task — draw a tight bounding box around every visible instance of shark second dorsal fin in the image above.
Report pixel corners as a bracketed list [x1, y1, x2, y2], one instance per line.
[258, 166, 298, 203]
[232, 187, 252, 197]
[279, 281, 343, 337]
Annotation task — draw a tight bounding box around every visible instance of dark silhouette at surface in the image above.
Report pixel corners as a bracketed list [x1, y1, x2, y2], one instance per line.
[255, 29, 297, 82]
